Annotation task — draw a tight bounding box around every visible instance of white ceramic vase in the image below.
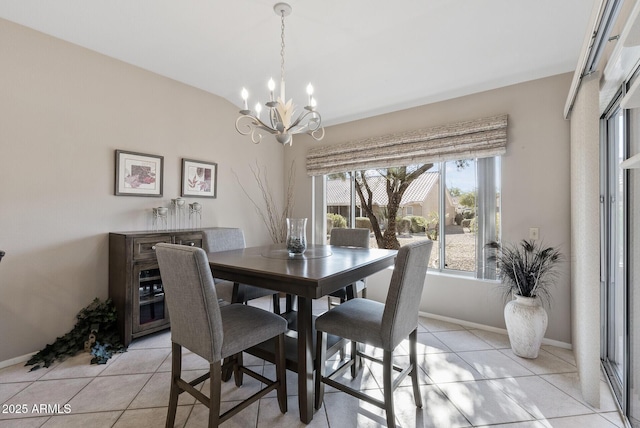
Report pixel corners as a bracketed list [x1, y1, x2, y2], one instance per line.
[504, 294, 548, 359]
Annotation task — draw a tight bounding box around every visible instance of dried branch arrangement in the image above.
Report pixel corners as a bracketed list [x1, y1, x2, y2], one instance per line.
[235, 160, 295, 243]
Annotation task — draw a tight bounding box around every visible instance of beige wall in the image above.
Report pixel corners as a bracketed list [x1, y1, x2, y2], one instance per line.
[0, 19, 285, 363]
[287, 73, 573, 344]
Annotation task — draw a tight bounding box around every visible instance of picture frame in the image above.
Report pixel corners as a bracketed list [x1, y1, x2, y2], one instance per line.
[181, 158, 217, 198]
[115, 150, 164, 197]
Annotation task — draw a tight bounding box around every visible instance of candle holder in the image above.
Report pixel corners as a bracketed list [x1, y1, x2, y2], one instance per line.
[171, 198, 187, 230]
[189, 202, 202, 229]
[152, 207, 169, 231]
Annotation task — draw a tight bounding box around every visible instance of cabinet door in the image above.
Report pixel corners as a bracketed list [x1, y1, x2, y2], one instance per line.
[132, 262, 169, 335]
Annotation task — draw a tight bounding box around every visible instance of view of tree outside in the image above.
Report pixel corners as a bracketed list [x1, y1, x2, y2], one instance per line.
[326, 159, 487, 272]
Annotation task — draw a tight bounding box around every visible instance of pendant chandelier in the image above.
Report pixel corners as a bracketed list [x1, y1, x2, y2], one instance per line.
[235, 2, 324, 146]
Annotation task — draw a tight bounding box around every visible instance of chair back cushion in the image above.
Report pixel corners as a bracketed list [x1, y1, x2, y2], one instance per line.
[155, 243, 223, 362]
[202, 228, 246, 253]
[381, 240, 433, 349]
[329, 228, 370, 249]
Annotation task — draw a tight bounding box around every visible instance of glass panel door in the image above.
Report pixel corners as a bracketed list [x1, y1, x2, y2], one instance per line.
[628, 108, 640, 428]
[602, 106, 627, 407]
[133, 263, 169, 334]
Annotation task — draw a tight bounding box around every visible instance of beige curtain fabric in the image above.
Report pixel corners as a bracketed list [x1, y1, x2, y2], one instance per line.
[306, 114, 508, 176]
[569, 72, 601, 407]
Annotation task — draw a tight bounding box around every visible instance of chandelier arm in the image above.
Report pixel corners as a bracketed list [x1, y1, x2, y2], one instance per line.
[239, 113, 279, 133]
[306, 112, 322, 131]
[236, 115, 282, 144]
[235, 116, 262, 144]
[286, 109, 313, 131]
[269, 108, 284, 131]
[287, 110, 322, 133]
[309, 126, 325, 141]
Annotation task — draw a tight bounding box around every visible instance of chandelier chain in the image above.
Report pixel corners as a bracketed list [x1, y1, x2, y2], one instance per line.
[280, 11, 286, 86]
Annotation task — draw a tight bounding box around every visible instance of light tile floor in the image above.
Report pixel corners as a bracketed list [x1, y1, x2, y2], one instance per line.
[0, 296, 628, 427]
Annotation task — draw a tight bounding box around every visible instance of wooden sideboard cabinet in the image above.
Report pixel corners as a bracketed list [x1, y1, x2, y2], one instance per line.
[109, 230, 204, 346]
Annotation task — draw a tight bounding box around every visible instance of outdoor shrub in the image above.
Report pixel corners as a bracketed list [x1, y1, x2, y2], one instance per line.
[403, 216, 428, 233]
[327, 213, 347, 228]
[454, 213, 463, 225]
[355, 217, 371, 230]
[468, 217, 478, 233]
[398, 218, 411, 234]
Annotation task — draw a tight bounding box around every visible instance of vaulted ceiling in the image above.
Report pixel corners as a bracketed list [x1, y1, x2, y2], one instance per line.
[0, 0, 596, 125]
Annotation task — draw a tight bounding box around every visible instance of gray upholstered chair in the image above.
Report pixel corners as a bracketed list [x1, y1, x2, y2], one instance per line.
[202, 228, 281, 312]
[155, 243, 287, 427]
[328, 228, 370, 305]
[314, 240, 433, 428]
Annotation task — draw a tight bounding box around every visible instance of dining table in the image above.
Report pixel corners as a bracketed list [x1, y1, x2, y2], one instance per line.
[207, 242, 397, 423]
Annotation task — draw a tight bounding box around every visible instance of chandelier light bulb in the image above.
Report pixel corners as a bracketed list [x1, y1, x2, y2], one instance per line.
[268, 78, 275, 101]
[241, 87, 249, 110]
[255, 103, 262, 118]
[306, 83, 314, 106]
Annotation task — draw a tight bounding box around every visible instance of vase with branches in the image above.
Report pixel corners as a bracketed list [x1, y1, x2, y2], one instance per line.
[235, 160, 295, 244]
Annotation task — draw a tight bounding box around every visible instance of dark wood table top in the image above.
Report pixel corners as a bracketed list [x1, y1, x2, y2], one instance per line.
[207, 243, 397, 299]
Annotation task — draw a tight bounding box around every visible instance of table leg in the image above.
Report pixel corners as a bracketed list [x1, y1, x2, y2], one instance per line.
[297, 296, 314, 423]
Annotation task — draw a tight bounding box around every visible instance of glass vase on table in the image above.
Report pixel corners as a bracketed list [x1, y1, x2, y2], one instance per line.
[286, 218, 307, 257]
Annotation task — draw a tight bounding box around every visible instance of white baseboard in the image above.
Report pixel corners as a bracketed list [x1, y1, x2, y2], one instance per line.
[419, 310, 572, 350]
[0, 352, 35, 370]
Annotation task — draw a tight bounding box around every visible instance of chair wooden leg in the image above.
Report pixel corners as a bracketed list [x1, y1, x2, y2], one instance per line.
[221, 357, 233, 382]
[233, 352, 244, 387]
[274, 333, 288, 413]
[166, 342, 182, 428]
[314, 331, 327, 410]
[409, 329, 423, 408]
[209, 361, 222, 428]
[383, 349, 396, 428]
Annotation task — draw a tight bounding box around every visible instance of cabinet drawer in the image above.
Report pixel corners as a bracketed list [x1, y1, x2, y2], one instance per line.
[133, 236, 173, 260]
[174, 233, 203, 248]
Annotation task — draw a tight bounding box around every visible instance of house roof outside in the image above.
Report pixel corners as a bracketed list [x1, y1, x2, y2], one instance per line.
[327, 172, 439, 207]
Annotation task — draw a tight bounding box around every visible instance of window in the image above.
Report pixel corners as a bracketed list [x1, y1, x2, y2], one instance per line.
[310, 115, 506, 278]
[325, 157, 500, 278]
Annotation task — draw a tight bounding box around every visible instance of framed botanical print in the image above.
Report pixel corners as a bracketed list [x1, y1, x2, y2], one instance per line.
[181, 158, 217, 198]
[115, 150, 163, 197]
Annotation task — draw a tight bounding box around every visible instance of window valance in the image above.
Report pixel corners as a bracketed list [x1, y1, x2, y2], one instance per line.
[306, 114, 508, 176]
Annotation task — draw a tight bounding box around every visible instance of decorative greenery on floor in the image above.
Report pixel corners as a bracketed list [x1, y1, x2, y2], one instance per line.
[25, 298, 126, 371]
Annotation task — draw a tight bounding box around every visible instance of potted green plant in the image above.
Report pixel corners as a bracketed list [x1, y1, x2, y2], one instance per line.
[486, 239, 563, 358]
